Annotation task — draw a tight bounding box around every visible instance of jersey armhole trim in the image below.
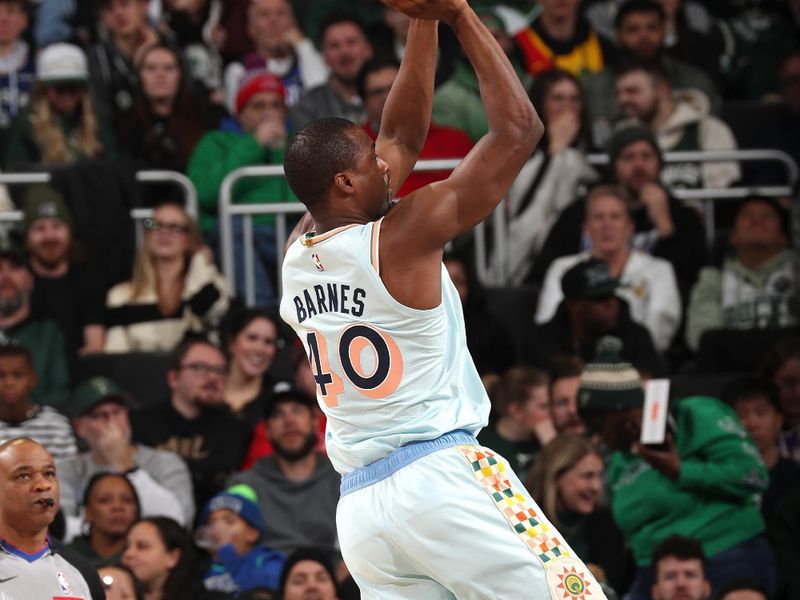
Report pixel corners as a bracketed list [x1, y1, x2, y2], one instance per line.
[370, 217, 384, 276]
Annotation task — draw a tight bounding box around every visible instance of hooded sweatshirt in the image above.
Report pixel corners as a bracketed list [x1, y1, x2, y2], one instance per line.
[657, 88, 740, 190]
[227, 453, 341, 560]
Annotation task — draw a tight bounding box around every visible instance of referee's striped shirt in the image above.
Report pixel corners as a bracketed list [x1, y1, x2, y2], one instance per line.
[0, 406, 77, 460]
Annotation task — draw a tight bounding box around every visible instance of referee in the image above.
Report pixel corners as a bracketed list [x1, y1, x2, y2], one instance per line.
[0, 437, 105, 599]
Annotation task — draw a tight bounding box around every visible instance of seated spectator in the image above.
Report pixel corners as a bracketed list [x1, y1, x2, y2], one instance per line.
[478, 367, 555, 478]
[68, 473, 140, 567]
[359, 58, 473, 197]
[117, 42, 220, 176]
[59, 376, 193, 534]
[715, 580, 769, 600]
[5, 43, 115, 167]
[533, 122, 706, 302]
[0, 240, 69, 406]
[615, 61, 740, 190]
[527, 434, 629, 594]
[686, 197, 799, 352]
[290, 11, 373, 131]
[509, 0, 614, 77]
[548, 354, 587, 435]
[0, 437, 105, 598]
[0, 0, 34, 164]
[200, 484, 285, 595]
[0, 343, 76, 459]
[278, 547, 340, 600]
[725, 377, 800, 518]
[762, 336, 800, 462]
[97, 563, 142, 600]
[227, 387, 340, 565]
[122, 516, 227, 600]
[526, 259, 666, 376]
[537, 185, 681, 352]
[222, 307, 281, 428]
[649, 536, 711, 600]
[104, 201, 230, 352]
[577, 337, 773, 600]
[24, 184, 106, 360]
[223, 0, 327, 110]
[582, 0, 721, 146]
[132, 338, 251, 511]
[188, 72, 295, 308]
[89, 0, 163, 121]
[504, 69, 598, 285]
[443, 253, 515, 378]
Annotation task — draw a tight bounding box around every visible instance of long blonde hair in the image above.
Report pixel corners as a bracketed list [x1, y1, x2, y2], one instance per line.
[30, 83, 103, 163]
[130, 203, 203, 300]
[527, 434, 602, 528]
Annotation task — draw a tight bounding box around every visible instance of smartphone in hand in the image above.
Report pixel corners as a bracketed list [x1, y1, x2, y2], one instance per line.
[641, 379, 671, 451]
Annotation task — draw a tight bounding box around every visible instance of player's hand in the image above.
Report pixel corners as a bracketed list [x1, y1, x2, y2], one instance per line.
[379, 0, 467, 24]
[639, 182, 674, 238]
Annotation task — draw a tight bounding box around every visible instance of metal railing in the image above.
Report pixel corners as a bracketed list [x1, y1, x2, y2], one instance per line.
[218, 149, 798, 302]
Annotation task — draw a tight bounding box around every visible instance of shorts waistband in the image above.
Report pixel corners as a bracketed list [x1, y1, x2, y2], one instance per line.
[340, 430, 478, 496]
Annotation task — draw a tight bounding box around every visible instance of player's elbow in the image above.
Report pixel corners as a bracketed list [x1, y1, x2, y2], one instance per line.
[504, 103, 543, 155]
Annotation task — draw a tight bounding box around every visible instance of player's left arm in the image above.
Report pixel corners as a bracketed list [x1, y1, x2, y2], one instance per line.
[376, 17, 438, 196]
[284, 212, 316, 252]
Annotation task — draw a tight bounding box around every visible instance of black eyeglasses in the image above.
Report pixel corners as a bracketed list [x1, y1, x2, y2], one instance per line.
[143, 218, 189, 234]
[179, 362, 226, 377]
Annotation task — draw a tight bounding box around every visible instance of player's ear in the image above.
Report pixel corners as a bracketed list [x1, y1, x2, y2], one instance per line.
[333, 171, 356, 195]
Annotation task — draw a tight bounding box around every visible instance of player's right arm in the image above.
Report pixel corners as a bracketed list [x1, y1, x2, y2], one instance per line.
[385, 1, 543, 252]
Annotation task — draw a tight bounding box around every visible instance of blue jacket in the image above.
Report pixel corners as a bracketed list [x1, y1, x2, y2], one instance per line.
[203, 544, 285, 594]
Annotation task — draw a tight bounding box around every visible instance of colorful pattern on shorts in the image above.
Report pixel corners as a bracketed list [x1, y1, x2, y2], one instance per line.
[458, 446, 570, 564]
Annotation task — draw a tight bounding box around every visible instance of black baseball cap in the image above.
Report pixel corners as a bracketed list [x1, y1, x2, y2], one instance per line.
[561, 258, 619, 300]
[264, 382, 316, 418]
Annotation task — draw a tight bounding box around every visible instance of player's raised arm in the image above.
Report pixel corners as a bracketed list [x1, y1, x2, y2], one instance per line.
[387, 0, 543, 251]
[375, 16, 438, 196]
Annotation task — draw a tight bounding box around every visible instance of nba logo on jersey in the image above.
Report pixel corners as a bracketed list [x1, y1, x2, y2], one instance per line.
[312, 253, 325, 271]
[57, 571, 71, 594]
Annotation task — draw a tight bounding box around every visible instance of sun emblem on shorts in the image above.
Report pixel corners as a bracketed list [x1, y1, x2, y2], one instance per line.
[556, 565, 590, 598]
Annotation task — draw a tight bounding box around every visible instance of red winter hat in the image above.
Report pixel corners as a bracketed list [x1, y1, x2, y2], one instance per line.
[235, 72, 286, 114]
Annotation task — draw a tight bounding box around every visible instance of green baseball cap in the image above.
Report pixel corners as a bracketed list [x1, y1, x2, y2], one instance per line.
[70, 376, 129, 418]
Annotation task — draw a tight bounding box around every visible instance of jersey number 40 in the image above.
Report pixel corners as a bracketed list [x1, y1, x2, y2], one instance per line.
[306, 324, 404, 407]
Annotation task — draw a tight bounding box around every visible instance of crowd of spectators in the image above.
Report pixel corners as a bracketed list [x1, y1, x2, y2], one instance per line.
[0, 0, 797, 598]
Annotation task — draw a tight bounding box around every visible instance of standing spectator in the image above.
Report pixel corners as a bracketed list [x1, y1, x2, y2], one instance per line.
[5, 43, 115, 167]
[534, 122, 706, 302]
[504, 69, 598, 285]
[582, 0, 721, 145]
[0, 437, 105, 599]
[199, 484, 285, 595]
[649, 536, 711, 600]
[89, 0, 162, 121]
[290, 11, 373, 131]
[762, 336, 800, 462]
[443, 253, 515, 378]
[0, 238, 69, 407]
[725, 377, 800, 518]
[23, 184, 106, 359]
[577, 337, 772, 600]
[511, 0, 614, 77]
[686, 197, 799, 352]
[526, 259, 667, 376]
[536, 185, 682, 352]
[132, 338, 251, 511]
[278, 547, 340, 600]
[222, 307, 281, 429]
[615, 61, 740, 190]
[104, 201, 230, 352]
[527, 434, 629, 594]
[122, 516, 227, 600]
[0, 0, 34, 164]
[117, 42, 220, 175]
[0, 344, 76, 460]
[548, 354, 587, 435]
[222, 0, 327, 110]
[478, 367, 556, 478]
[187, 72, 295, 307]
[359, 58, 472, 197]
[67, 473, 140, 567]
[227, 387, 340, 564]
[58, 376, 193, 532]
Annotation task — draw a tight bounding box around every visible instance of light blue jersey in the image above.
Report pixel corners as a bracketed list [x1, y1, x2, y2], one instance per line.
[280, 219, 490, 474]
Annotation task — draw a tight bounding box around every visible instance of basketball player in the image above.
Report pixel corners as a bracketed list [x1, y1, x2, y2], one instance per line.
[280, 0, 606, 598]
